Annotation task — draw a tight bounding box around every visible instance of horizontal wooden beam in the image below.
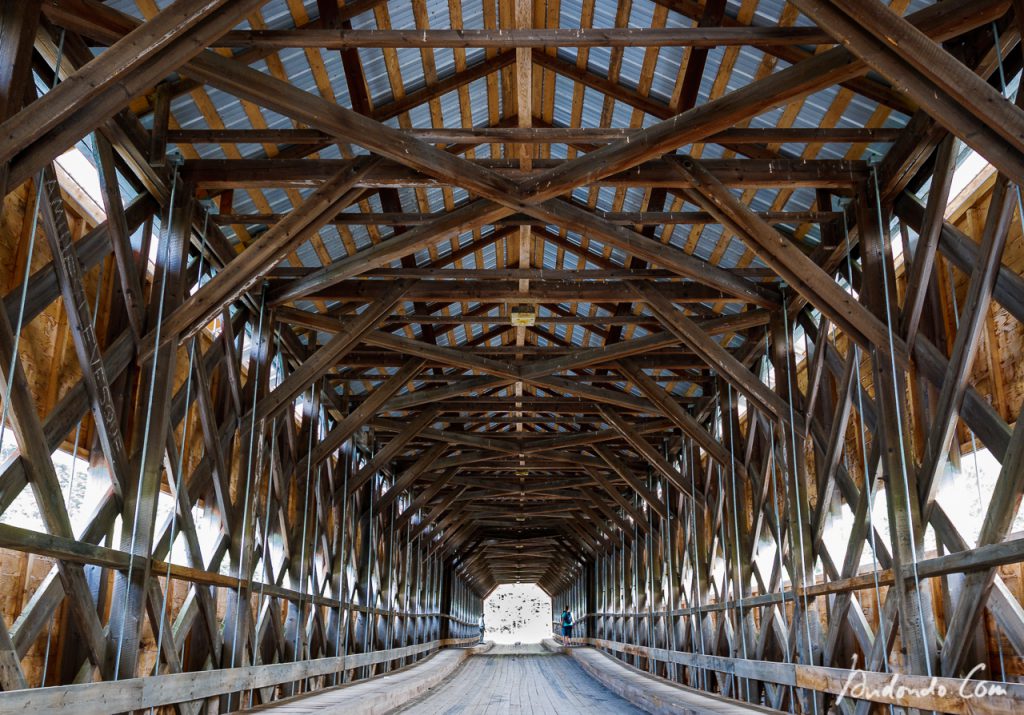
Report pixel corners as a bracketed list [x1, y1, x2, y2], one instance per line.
[515, 0, 1003, 203]
[189, 26, 833, 49]
[213, 209, 840, 227]
[184, 157, 867, 190]
[0, 628, 478, 714]
[171, 126, 902, 146]
[270, 278, 768, 305]
[356, 267, 773, 281]
[583, 636, 1024, 712]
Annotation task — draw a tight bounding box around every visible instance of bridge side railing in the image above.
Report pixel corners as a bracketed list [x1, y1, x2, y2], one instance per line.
[552, 630, 1024, 715]
[0, 635, 480, 715]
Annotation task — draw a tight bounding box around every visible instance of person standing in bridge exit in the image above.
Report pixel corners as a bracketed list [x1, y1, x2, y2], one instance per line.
[560, 606, 575, 648]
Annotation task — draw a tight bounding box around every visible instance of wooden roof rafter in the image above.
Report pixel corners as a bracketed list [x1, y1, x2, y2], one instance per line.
[5, 0, 1024, 649]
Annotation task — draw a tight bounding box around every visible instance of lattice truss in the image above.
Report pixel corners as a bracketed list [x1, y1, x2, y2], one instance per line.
[0, 0, 1022, 712]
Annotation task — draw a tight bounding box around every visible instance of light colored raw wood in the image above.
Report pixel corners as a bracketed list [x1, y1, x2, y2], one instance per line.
[394, 644, 646, 715]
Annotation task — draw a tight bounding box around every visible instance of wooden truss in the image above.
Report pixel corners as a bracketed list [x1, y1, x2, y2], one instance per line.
[0, 0, 1022, 712]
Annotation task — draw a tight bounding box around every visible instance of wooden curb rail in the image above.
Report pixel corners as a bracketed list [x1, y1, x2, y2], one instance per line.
[0, 637, 480, 714]
[557, 637, 1024, 715]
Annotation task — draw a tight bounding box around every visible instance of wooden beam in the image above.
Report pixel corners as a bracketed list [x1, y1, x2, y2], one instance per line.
[527, 198, 778, 307]
[598, 406, 698, 502]
[371, 51, 516, 123]
[582, 466, 650, 531]
[173, 126, 902, 147]
[150, 159, 378, 348]
[274, 274, 766, 308]
[616, 358, 745, 482]
[917, 176, 1014, 508]
[673, 156, 907, 365]
[216, 210, 839, 229]
[514, 0, 1005, 203]
[937, 402, 1024, 676]
[375, 444, 450, 514]
[856, 178, 937, 679]
[899, 134, 957, 347]
[38, 164, 131, 500]
[0, 0, 267, 187]
[592, 445, 668, 520]
[182, 157, 866, 189]
[253, 279, 414, 424]
[677, 0, 726, 112]
[318, 0, 372, 116]
[301, 359, 426, 476]
[191, 26, 835, 49]
[393, 470, 461, 532]
[633, 281, 801, 432]
[148, 83, 171, 167]
[108, 177, 193, 679]
[345, 408, 441, 496]
[0, 0, 40, 198]
[791, 0, 1024, 187]
[895, 191, 1024, 327]
[94, 133, 147, 340]
[647, 0, 912, 111]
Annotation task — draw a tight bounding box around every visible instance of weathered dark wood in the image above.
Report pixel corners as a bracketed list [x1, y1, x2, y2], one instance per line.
[633, 281, 800, 431]
[38, 164, 132, 500]
[894, 191, 1024, 326]
[182, 157, 866, 189]
[0, 201, 112, 682]
[346, 408, 441, 497]
[617, 359, 744, 482]
[192, 26, 834, 49]
[148, 83, 171, 168]
[900, 134, 957, 346]
[94, 133, 147, 341]
[375, 444, 450, 515]
[2, 0, 1023, 706]
[939, 403, 1024, 676]
[253, 280, 414, 424]
[677, 0, 726, 113]
[214, 210, 839, 228]
[108, 177, 193, 679]
[303, 359, 426, 477]
[917, 176, 1014, 507]
[515, 0, 1005, 203]
[857, 178, 937, 680]
[173, 127, 901, 147]
[0, 0, 267, 188]
[152, 159, 378, 348]
[0, 0, 41, 199]
[792, 0, 1024, 187]
[674, 156, 906, 365]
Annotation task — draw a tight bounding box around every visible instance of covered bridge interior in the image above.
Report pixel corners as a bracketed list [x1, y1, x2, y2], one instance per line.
[1, 0, 1024, 712]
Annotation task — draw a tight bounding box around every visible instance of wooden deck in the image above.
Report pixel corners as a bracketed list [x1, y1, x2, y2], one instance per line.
[391, 644, 646, 714]
[242, 645, 489, 714]
[240, 643, 787, 714]
[551, 642, 785, 715]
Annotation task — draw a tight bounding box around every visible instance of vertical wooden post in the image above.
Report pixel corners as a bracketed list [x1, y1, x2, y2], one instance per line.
[769, 310, 822, 710]
[108, 179, 193, 679]
[856, 182, 938, 680]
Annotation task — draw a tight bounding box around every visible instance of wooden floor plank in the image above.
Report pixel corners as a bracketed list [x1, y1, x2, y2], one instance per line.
[391, 645, 645, 714]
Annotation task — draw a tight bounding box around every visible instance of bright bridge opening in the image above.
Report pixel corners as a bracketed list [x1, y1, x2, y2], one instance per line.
[483, 583, 552, 644]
